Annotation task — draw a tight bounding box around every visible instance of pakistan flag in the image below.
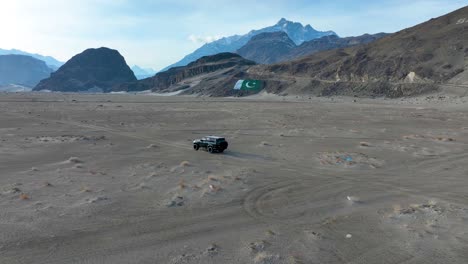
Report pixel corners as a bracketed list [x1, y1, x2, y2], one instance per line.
[233, 79, 262, 90]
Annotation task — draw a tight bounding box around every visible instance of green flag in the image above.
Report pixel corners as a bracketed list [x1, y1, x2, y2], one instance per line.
[233, 80, 262, 90]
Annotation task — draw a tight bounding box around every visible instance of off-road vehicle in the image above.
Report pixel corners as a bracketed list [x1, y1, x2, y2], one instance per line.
[193, 136, 228, 153]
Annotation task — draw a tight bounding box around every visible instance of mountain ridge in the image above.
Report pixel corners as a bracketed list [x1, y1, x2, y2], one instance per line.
[0, 54, 53, 87]
[0, 48, 63, 69]
[160, 18, 336, 71]
[237, 31, 388, 64]
[246, 6, 468, 97]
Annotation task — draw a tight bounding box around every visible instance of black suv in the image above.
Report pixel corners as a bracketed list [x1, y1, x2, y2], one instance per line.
[193, 136, 228, 153]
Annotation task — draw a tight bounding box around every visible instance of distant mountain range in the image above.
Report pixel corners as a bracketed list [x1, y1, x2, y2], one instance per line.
[131, 65, 157, 80]
[0, 48, 63, 70]
[0, 55, 53, 87]
[160, 18, 336, 71]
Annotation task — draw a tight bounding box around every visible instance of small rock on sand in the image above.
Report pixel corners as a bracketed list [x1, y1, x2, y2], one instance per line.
[180, 161, 191, 167]
[67, 157, 83, 164]
[254, 252, 280, 264]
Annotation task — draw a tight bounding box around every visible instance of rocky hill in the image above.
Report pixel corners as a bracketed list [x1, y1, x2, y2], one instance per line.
[160, 18, 336, 71]
[246, 6, 468, 97]
[237, 32, 387, 64]
[34, 47, 136, 92]
[0, 55, 53, 87]
[115, 52, 255, 96]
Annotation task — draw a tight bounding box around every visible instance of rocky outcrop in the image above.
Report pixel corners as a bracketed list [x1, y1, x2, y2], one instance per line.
[116, 52, 255, 93]
[0, 55, 53, 87]
[34, 47, 136, 92]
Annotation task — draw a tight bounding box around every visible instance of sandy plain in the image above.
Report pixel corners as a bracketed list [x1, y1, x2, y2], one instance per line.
[0, 92, 468, 263]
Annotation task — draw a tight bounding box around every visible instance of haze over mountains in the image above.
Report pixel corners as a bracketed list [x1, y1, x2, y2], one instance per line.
[160, 18, 336, 71]
[131, 65, 157, 80]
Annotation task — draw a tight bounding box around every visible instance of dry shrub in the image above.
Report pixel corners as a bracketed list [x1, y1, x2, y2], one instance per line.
[208, 175, 218, 181]
[81, 187, 92, 193]
[288, 255, 304, 264]
[254, 252, 280, 264]
[437, 137, 454, 142]
[178, 180, 186, 189]
[180, 161, 191, 167]
[209, 184, 221, 192]
[360, 142, 370, 147]
[68, 157, 83, 164]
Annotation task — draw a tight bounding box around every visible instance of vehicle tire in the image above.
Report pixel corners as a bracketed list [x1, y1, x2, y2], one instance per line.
[193, 144, 199, 151]
[208, 146, 214, 153]
[219, 149, 224, 153]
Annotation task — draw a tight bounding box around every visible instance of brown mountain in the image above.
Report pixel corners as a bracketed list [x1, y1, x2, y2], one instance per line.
[34, 47, 136, 92]
[247, 6, 468, 97]
[237, 32, 387, 64]
[116, 52, 256, 96]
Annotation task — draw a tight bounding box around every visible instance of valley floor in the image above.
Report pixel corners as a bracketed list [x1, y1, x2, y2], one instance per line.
[1, 92, 468, 263]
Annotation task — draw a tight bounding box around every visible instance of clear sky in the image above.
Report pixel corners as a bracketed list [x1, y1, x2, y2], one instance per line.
[1, 0, 466, 71]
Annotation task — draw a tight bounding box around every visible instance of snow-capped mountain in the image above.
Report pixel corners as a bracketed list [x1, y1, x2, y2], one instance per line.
[160, 18, 336, 71]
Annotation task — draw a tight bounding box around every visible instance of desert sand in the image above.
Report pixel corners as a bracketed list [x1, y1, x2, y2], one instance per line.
[1, 92, 468, 263]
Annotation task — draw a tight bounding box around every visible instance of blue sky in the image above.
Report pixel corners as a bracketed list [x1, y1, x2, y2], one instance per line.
[1, 0, 466, 70]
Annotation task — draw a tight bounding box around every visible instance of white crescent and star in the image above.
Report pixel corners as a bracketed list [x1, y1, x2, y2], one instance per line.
[245, 81, 256, 88]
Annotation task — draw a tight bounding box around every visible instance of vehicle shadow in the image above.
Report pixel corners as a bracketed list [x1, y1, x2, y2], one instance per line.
[222, 150, 274, 161]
